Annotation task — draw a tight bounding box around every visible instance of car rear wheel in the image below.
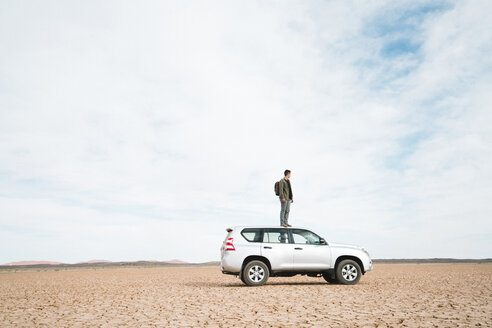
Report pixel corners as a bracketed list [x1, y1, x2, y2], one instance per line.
[242, 260, 269, 286]
[336, 259, 361, 285]
[240, 273, 246, 284]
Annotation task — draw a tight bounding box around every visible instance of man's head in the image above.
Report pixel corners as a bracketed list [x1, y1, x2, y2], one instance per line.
[284, 169, 291, 179]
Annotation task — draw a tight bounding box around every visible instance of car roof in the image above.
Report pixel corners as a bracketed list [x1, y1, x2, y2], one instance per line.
[229, 225, 314, 230]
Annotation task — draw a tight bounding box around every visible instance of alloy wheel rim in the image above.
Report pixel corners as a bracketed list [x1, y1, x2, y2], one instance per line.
[341, 264, 358, 281]
[248, 265, 265, 282]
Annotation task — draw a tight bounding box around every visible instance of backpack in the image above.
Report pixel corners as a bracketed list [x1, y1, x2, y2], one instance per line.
[274, 180, 280, 196]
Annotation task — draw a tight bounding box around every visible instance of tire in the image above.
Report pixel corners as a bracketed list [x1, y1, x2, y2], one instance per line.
[239, 272, 246, 284]
[322, 271, 338, 284]
[336, 259, 361, 285]
[242, 260, 269, 286]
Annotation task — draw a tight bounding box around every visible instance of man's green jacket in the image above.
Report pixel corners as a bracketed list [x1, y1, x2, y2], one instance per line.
[279, 178, 293, 200]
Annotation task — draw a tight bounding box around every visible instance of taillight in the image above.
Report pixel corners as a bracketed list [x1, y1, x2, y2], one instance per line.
[225, 238, 235, 251]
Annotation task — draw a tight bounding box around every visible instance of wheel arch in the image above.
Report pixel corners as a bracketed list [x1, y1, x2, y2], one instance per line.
[335, 255, 365, 274]
[241, 255, 272, 273]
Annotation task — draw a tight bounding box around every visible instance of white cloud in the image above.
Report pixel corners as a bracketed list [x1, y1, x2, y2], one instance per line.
[0, 0, 491, 263]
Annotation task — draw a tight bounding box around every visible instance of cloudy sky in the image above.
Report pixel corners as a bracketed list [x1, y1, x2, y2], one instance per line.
[1, 0, 491, 263]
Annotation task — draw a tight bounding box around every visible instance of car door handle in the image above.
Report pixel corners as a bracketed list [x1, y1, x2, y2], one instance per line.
[263, 246, 272, 249]
[294, 247, 303, 250]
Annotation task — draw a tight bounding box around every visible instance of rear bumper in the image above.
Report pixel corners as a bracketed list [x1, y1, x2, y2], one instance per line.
[220, 252, 242, 273]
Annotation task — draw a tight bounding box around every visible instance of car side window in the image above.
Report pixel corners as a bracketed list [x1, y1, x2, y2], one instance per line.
[263, 229, 289, 243]
[290, 229, 322, 244]
[241, 228, 262, 242]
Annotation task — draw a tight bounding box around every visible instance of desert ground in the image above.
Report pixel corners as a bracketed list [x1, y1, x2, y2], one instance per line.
[0, 263, 491, 327]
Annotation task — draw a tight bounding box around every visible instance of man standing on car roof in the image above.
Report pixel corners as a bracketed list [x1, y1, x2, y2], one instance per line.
[279, 169, 293, 227]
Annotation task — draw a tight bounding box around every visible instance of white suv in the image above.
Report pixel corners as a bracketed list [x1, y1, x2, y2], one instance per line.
[220, 226, 373, 286]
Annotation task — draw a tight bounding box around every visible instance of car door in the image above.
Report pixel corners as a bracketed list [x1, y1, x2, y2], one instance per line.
[261, 228, 294, 271]
[290, 229, 331, 270]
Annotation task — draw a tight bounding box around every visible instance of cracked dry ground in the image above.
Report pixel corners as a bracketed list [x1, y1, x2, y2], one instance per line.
[1, 264, 491, 327]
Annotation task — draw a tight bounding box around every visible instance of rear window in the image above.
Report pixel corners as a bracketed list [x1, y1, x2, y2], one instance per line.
[241, 228, 262, 242]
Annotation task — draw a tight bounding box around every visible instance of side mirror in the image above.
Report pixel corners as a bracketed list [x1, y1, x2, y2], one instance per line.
[319, 238, 327, 245]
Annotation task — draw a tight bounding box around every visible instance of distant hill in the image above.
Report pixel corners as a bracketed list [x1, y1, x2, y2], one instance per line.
[2, 258, 490, 271]
[2, 259, 190, 267]
[2, 261, 65, 266]
[0, 259, 204, 270]
[75, 260, 113, 264]
[164, 259, 188, 264]
[373, 258, 492, 263]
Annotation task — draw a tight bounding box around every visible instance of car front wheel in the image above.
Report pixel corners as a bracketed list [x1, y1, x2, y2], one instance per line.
[336, 259, 361, 285]
[242, 260, 269, 286]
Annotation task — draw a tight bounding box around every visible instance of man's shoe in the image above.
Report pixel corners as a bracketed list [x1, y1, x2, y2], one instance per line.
[286, 224, 292, 227]
[281, 224, 288, 227]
